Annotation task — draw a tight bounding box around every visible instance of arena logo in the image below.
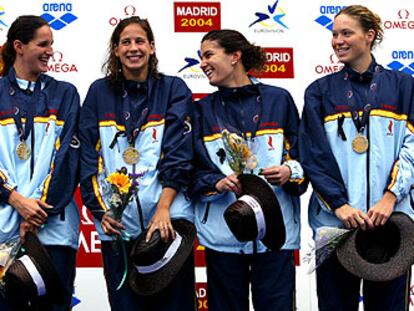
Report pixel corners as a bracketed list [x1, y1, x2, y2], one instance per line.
[48, 51, 78, 73]
[249, 0, 289, 33]
[383, 9, 414, 30]
[387, 50, 414, 76]
[315, 5, 346, 31]
[174, 2, 220, 32]
[177, 50, 207, 80]
[0, 6, 8, 31]
[108, 5, 137, 27]
[251, 47, 294, 79]
[41, 2, 77, 30]
[314, 53, 344, 75]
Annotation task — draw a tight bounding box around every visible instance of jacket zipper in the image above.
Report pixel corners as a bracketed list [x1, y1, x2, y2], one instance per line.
[201, 202, 211, 224]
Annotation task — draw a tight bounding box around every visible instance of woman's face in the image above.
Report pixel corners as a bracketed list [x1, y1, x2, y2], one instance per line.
[115, 23, 155, 81]
[14, 25, 53, 80]
[200, 39, 238, 87]
[331, 13, 374, 70]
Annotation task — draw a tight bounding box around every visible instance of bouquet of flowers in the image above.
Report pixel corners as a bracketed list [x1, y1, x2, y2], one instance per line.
[302, 226, 352, 273]
[104, 167, 143, 290]
[105, 167, 140, 223]
[0, 238, 21, 297]
[221, 129, 258, 174]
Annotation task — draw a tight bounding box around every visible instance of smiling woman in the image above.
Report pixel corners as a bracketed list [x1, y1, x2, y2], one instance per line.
[0, 15, 81, 311]
[299, 5, 414, 311]
[79, 16, 196, 311]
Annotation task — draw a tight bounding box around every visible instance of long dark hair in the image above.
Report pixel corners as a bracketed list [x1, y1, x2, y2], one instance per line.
[201, 29, 266, 72]
[0, 15, 49, 76]
[102, 16, 160, 91]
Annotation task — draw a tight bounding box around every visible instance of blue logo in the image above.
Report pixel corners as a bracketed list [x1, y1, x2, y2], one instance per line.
[178, 50, 202, 73]
[249, 0, 288, 30]
[315, 5, 345, 31]
[41, 3, 77, 30]
[0, 6, 8, 29]
[71, 295, 81, 308]
[387, 51, 414, 75]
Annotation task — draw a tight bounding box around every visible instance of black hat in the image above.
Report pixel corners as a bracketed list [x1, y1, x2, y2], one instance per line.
[224, 174, 286, 251]
[128, 219, 196, 296]
[336, 212, 414, 281]
[4, 232, 66, 306]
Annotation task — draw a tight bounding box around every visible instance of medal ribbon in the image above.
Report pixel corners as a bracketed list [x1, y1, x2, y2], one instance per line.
[343, 65, 382, 135]
[121, 85, 150, 147]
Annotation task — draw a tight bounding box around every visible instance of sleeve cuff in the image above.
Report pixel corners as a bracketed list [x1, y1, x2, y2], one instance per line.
[0, 184, 14, 204]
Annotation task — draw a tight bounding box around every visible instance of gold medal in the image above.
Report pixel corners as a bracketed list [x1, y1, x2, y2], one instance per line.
[352, 133, 369, 153]
[122, 146, 140, 165]
[16, 141, 31, 160]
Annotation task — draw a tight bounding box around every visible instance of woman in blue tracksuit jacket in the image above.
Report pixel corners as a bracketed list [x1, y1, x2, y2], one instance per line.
[192, 29, 306, 311]
[79, 16, 195, 311]
[0, 15, 80, 310]
[299, 5, 414, 311]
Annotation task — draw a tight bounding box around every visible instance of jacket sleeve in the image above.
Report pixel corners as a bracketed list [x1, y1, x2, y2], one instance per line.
[189, 100, 225, 198]
[279, 90, 307, 195]
[299, 81, 348, 210]
[158, 78, 194, 192]
[385, 77, 414, 202]
[79, 84, 108, 221]
[38, 86, 80, 215]
[0, 170, 16, 203]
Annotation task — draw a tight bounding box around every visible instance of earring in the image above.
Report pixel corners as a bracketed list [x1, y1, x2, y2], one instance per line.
[231, 61, 237, 66]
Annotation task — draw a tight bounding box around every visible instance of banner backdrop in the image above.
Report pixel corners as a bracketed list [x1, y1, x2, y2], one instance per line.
[1, 0, 414, 309]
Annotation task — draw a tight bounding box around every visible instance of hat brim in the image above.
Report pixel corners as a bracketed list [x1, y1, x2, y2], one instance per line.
[228, 174, 286, 251]
[336, 212, 414, 281]
[128, 219, 196, 296]
[5, 232, 66, 305]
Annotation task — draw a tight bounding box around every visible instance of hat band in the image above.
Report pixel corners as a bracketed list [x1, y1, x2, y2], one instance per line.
[135, 232, 183, 274]
[239, 195, 266, 240]
[19, 255, 46, 296]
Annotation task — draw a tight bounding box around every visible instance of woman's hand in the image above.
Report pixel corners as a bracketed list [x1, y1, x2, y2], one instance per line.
[215, 173, 242, 195]
[367, 191, 396, 226]
[334, 204, 374, 230]
[259, 165, 291, 186]
[146, 188, 177, 243]
[101, 212, 125, 236]
[19, 220, 39, 243]
[8, 190, 49, 227]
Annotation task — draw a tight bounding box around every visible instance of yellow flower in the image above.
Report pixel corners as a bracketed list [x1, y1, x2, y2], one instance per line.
[106, 172, 132, 194]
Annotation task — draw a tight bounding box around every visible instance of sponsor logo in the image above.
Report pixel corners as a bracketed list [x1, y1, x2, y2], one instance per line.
[108, 5, 137, 26]
[196, 283, 208, 310]
[410, 284, 414, 306]
[75, 189, 103, 268]
[48, 51, 78, 73]
[387, 50, 414, 75]
[174, 2, 220, 32]
[315, 5, 345, 31]
[387, 120, 394, 136]
[178, 50, 206, 80]
[251, 47, 294, 78]
[314, 53, 344, 75]
[249, 0, 288, 33]
[383, 9, 414, 30]
[41, 3, 77, 30]
[0, 6, 8, 31]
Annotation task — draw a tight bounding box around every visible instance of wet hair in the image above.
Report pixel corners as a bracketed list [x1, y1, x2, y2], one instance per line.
[102, 16, 159, 91]
[0, 15, 49, 76]
[201, 29, 266, 72]
[336, 5, 384, 49]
